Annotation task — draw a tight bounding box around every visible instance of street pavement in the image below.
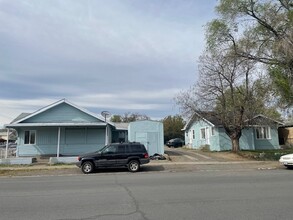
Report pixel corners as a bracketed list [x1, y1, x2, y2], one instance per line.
[1, 169, 293, 220]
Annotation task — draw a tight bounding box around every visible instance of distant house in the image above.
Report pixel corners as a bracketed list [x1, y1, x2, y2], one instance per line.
[5, 99, 114, 157]
[112, 122, 129, 143]
[278, 122, 293, 146]
[182, 112, 283, 151]
[0, 129, 17, 145]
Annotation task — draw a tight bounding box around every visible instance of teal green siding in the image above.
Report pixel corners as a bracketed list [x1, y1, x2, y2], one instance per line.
[185, 120, 280, 151]
[185, 120, 220, 151]
[254, 127, 279, 150]
[16, 127, 106, 156]
[22, 103, 101, 123]
[218, 128, 231, 151]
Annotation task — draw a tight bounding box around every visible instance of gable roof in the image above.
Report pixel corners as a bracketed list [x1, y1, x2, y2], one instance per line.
[246, 114, 284, 126]
[5, 99, 114, 127]
[183, 112, 283, 131]
[183, 111, 221, 131]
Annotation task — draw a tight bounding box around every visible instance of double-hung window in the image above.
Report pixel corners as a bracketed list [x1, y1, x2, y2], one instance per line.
[200, 128, 206, 140]
[211, 127, 215, 136]
[24, 130, 36, 144]
[255, 126, 271, 139]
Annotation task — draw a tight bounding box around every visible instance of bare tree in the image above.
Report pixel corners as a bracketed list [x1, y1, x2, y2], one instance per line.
[176, 47, 277, 152]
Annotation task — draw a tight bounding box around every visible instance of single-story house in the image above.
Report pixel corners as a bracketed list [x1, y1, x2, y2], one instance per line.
[183, 112, 283, 151]
[4, 99, 165, 157]
[5, 99, 115, 157]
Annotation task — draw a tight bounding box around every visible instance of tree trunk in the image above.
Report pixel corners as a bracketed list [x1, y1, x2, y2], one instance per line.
[231, 137, 240, 152]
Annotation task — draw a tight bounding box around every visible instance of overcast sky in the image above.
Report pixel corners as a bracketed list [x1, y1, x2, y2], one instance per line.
[0, 0, 217, 126]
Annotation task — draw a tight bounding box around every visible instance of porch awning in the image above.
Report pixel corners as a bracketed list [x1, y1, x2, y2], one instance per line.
[5, 122, 107, 128]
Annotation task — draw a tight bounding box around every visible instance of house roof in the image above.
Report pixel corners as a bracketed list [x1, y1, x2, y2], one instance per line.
[113, 123, 129, 130]
[246, 114, 284, 126]
[182, 112, 283, 131]
[183, 111, 221, 131]
[5, 99, 115, 128]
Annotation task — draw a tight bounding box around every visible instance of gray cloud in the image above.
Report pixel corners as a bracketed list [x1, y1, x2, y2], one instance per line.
[0, 0, 217, 125]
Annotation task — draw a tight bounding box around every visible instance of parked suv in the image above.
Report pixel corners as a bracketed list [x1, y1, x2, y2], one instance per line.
[76, 142, 150, 174]
[166, 138, 184, 147]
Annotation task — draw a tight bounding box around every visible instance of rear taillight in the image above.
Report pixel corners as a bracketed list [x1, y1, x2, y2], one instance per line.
[77, 156, 81, 161]
[144, 153, 149, 158]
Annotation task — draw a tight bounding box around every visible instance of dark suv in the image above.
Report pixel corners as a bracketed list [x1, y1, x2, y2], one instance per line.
[76, 142, 150, 174]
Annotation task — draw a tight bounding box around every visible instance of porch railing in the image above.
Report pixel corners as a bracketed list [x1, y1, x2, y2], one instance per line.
[0, 148, 17, 159]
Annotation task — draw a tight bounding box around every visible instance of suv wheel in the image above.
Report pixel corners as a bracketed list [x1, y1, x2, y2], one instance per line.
[128, 160, 140, 172]
[82, 161, 94, 174]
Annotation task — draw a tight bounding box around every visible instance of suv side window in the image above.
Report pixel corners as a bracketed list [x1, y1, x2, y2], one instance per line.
[103, 145, 118, 154]
[130, 144, 145, 153]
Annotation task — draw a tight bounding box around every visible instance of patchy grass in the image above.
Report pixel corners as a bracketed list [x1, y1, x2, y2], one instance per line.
[238, 149, 293, 161]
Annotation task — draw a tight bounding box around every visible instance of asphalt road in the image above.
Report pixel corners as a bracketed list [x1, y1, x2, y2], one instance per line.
[1, 169, 293, 220]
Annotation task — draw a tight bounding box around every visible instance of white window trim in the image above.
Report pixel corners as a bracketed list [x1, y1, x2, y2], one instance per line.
[200, 128, 206, 140]
[211, 127, 215, 136]
[255, 126, 271, 140]
[192, 129, 195, 140]
[24, 130, 37, 145]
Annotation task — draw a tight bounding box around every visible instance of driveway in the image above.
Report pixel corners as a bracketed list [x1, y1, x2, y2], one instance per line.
[164, 147, 247, 162]
[165, 147, 214, 162]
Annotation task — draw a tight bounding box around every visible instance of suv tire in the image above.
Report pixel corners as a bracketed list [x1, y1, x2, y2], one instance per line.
[82, 161, 94, 174]
[128, 160, 140, 172]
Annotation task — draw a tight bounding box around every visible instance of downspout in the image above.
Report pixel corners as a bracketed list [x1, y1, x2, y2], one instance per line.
[5, 128, 9, 159]
[57, 127, 61, 158]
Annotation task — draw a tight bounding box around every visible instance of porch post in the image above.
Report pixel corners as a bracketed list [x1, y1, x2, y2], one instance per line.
[57, 127, 61, 158]
[5, 128, 9, 159]
[105, 125, 108, 145]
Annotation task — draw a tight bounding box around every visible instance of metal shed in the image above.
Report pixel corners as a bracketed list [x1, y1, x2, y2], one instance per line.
[128, 120, 164, 156]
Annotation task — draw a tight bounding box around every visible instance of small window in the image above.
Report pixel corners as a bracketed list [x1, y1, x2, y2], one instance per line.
[192, 130, 195, 139]
[200, 128, 206, 140]
[103, 145, 118, 154]
[211, 127, 215, 136]
[255, 127, 271, 139]
[24, 130, 36, 144]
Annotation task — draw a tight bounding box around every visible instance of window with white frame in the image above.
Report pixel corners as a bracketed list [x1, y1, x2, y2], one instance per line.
[255, 126, 271, 139]
[24, 130, 36, 144]
[192, 130, 195, 139]
[200, 128, 206, 139]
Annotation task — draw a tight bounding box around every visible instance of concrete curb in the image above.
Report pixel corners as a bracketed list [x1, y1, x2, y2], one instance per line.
[0, 160, 279, 171]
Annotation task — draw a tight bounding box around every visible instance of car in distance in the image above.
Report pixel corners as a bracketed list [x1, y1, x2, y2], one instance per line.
[76, 142, 150, 174]
[279, 154, 293, 168]
[166, 138, 184, 147]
